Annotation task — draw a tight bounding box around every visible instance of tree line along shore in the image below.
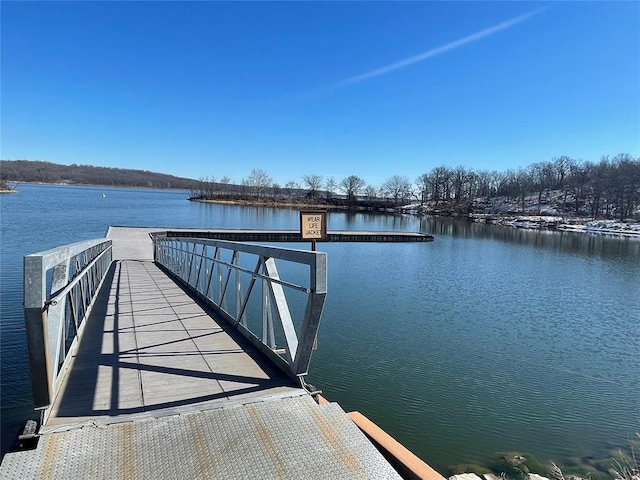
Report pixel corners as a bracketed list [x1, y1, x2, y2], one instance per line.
[2, 156, 639, 233]
[190, 154, 639, 220]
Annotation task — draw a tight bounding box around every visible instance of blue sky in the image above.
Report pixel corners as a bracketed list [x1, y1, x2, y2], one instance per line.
[2, 1, 639, 186]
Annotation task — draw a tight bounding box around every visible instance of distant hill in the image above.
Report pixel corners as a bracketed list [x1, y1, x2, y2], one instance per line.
[0, 160, 198, 190]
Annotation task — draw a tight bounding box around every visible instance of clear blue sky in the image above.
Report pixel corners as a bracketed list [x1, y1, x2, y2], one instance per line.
[2, 1, 639, 186]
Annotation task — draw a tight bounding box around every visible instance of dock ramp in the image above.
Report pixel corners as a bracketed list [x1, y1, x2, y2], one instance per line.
[1, 227, 442, 479]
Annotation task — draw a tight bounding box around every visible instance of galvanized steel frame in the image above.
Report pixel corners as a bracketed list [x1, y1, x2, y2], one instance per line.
[153, 236, 327, 379]
[24, 239, 113, 412]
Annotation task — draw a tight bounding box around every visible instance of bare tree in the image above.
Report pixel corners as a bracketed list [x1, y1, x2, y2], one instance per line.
[271, 182, 282, 199]
[214, 176, 231, 196]
[283, 180, 300, 198]
[340, 175, 366, 204]
[553, 156, 573, 190]
[325, 177, 337, 200]
[244, 168, 272, 197]
[364, 184, 378, 199]
[530, 162, 555, 213]
[566, 161, 589, 214]
[194, 175, 217, 198]
[382, 175, 411, 205]
[474, 170, 491, 201]
[465, 171, 478, 200]
[416, 173, 431, 205]
[426, 166, 453, 204]
[516, 167, 535, 213]
[452, 166, 471, 204]
[611, 153, 640, 220]
[302, 174, 324, 200]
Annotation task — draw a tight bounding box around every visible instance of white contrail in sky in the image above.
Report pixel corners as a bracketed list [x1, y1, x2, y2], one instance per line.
[330, 6, 548, 89]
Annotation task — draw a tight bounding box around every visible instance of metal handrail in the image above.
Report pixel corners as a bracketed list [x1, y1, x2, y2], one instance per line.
[153, 236, 327, 379]
[24, 239, 113, 411]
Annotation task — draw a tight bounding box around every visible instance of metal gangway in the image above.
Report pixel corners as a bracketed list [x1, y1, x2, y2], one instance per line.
[1, 227, 442, 480]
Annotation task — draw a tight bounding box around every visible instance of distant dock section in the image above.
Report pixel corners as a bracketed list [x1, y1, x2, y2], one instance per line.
[160, 229, 435, 243]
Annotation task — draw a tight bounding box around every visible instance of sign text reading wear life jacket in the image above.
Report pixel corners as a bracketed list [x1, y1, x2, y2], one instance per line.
[300, 211, 327, 240]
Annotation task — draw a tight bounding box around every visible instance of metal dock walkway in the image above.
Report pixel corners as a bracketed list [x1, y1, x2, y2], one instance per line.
[45, 258, 301, 428]
[1, 227, 443, 480]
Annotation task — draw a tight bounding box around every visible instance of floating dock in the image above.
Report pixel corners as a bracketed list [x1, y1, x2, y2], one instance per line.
[160, 228, 435, 243]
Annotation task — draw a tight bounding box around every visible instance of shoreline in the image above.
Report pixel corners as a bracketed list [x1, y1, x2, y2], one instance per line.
[192, 198, 640, 238]
[194, 197, 353, 210]
[467, 213, 640, 238]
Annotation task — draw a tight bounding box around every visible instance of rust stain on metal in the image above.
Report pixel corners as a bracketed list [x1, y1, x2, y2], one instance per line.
[247, 404, 292, 480]
[39, 434, 60, 480]
[187, 413, 215, 477]
[117, 423, 138, 480]
[306, 402, 366, 479]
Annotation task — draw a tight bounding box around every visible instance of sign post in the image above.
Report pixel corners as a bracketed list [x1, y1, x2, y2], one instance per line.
[299, 211, 327, 251]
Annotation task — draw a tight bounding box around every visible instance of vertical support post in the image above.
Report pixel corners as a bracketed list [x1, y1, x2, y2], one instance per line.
[293, 252, 327, 375]
[195, 245, 205, 292]
[47, 260, 70, 384]
[263, 257, 298, 364]
[205, 257, 214, 299]
[262, 273, 271, 345]
[24, 255, 52, 409]
[182, 241, 187, 277]
[187, 243, 198, 286]
[219, 251, 235, 312]
[215, 248, 223, 305]
[235, 252, 245, 326]
[293, 293, 327, 375]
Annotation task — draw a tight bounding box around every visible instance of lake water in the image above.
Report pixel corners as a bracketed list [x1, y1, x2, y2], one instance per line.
[1, 184, 638, 472]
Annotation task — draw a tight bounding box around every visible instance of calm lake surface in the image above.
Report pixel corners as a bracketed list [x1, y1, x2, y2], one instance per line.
[1, 184, 639, 471]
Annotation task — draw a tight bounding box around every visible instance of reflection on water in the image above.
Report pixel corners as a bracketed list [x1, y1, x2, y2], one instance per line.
[419, 216, 640, 259]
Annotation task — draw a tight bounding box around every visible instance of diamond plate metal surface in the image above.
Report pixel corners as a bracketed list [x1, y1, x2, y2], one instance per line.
[1, 394, 402, 479]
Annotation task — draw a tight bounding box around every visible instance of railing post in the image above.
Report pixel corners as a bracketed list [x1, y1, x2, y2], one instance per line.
[235, 253, 245, 326]
[195, 245, 205, 291]
[293, 252, 327, 375]
[262, 274, 269, 345]
[47, 259, 70, 387]
[263, 257, 298, 364]
[24, 255, 52, 409]
[215, 248, 222, 305]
